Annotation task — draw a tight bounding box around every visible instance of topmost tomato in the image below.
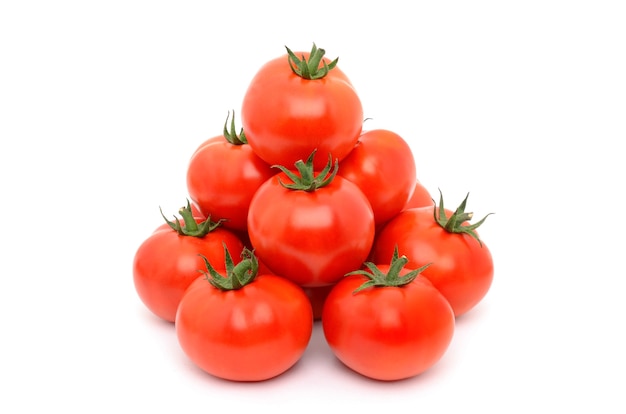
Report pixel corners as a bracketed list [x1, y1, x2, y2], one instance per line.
[241, 44, 363, 170]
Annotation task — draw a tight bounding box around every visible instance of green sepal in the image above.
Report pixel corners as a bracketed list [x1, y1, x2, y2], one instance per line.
[348, 246, 432, 294]
[285, 43, 338, 80]
[199, 244, 259, 291]
[223, 110, 247, 145]
[272, 149, 338, 192]
[160, 200, 223, 237]
[432, 189, 494, 247]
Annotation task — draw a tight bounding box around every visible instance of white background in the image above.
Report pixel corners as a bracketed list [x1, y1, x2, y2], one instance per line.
[1, 0, 625, 412]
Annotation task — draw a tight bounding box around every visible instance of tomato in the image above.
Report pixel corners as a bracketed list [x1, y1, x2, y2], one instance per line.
[133, 203, 245, 322]
[241, 44, 363, 170]
[186, 111, 275, 232]
[247, 152, 375, 287]
[371, 191, 494, 317]
[322, 249, 455, 381]
[176, 248, 313, 381]
[404, 180, 434, 210]
[339, 128, 417, 226]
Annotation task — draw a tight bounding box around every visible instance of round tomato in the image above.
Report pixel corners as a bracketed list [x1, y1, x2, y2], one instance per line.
[339, 128, 417, 226]
[241, 44, 363, 170]
[322, 250, 455, 381]
[404, 180, 434, 210]
[186, 111, 275, 232]
[247, 152, 375, 287]
[371, 191, 494, 317]
[176, 248, 313, 381]
[133, 204, 245, 322]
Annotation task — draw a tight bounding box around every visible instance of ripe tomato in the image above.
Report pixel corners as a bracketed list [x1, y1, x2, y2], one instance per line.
[339, 128, 417, 226]
[187, 111, 276, 232]
[371, 191, 494, 317]
[322, 250, 455, 381]
[186, 111, 275, 232]
[247, 152, 375, 287]
[176, 248, 313, 381]
[241, 44, 363, 170]
[404, 180, 434, 210]
[133, 204, 245, 322]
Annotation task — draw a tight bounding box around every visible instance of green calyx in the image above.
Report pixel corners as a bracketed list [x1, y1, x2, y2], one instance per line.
[285, 43, 338, 80]
[223, 110, 247, 145]
[200, 244, 259, 291]
[432, 189, 494, 247]
[348, 246, 432, 294]
[160, 200, 223, 237]
[272, 150, 338, 192]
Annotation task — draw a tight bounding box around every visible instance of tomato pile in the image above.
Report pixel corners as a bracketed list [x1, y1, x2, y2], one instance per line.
[132, 44, 494, 382]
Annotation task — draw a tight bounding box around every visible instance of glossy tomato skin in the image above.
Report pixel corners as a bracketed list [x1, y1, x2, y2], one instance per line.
[241, 52, 363, 170]
[371, 207, 494, 317]
[247, 173, 375, 287]
[175, 274, 313, 381]
[339, 129, 417, 226]
[186, 137, 275, 232]
[322, 270, 455, 381]
[132, 227, 245, 322]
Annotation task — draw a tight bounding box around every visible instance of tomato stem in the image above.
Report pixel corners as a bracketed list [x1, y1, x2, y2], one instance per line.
[160, 200, 223, 237]
[285, 43, 338, 80]
[200, 244, 259, 291]
[272, 149, 338, 192]
[223, 110, 247, 145]
[348, 246, 432, 294]
[432, 189, 494, 247]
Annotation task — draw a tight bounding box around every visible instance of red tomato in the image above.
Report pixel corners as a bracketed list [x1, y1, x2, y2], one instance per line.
[176, 249, 313, 381]
[247, 153, 375, 287]
[371, 192, 494, 317]
[339, 129, 417, 225]
[133, 205, 245, 322]
[241, 44, 363, 170]
[186, 111, 275, 232]
[404, 180, 434, 210]
[322, 253, 455, 381]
